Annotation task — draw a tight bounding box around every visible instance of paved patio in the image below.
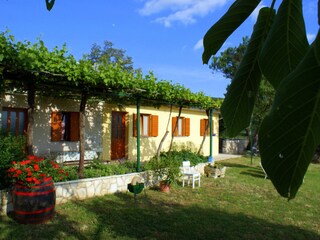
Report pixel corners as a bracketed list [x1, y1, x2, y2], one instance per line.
[213, 154, 242, 161]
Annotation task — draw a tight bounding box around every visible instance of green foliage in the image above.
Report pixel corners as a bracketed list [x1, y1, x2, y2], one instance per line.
[144, 150, 207, 185]
[160, 150, 207, 166]
[202, 0, 261, 64]
[203, 0, 320, 199]
[45, 0, 55, 11]
[221, 7, 275, 136]
[7, 156, 69, 187]
[83, 159, 133, 178]
[145, 154, 181, 185]
[0, 30, 221, 110]
[60, 166, 78, 181]
[259, 0, 309, 89]
[87, 41, 134, 72]
[210, 36, 249, 79]
[0, 133, 26, 189]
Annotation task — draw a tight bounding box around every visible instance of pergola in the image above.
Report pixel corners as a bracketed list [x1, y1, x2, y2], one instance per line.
[0, 32, 221, 177]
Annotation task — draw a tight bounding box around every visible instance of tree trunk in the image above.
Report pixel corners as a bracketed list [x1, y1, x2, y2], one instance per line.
[157, 105, 173, 160]
[168, 106, 182, 153]
[27, 83, 35, 155]
[78, 91, 88, 178]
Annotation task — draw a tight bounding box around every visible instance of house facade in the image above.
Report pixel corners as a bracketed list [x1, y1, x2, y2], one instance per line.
[0, 93, 219, 162]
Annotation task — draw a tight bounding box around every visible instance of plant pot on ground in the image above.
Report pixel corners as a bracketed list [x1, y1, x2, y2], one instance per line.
[204, 163, 226, 178]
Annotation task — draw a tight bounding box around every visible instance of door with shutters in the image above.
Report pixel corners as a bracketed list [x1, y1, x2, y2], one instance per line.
[111, 111, 127, 160]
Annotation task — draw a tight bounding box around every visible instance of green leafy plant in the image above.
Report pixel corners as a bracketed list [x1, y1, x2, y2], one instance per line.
[203, 0, 319, 199]
[0, 133, 26, 189]
[146, 154, 181, 185]
[7, 155, 69, 187]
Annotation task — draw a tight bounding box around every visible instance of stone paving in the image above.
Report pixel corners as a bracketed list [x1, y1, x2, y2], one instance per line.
[212, 154, 243, 161]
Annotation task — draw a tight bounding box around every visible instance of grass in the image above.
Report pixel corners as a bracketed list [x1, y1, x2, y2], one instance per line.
[1, 157, 320, 240]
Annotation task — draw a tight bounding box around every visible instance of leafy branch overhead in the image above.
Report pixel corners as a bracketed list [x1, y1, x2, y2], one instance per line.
[0, 31, 221, 110]
[203, 0, 320, 199]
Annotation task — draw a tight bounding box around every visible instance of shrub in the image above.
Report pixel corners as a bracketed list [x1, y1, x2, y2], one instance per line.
[145, 154, 181, 185]
[159, 150, 207, 166]
[0, 132, 26, 189]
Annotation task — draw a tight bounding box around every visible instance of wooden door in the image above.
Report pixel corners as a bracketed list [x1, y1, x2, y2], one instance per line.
[111, 111, 126, 160]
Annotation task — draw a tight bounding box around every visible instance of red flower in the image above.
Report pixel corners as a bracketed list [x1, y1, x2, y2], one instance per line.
[20, 160, 32, 165]
[33, 164, 40, 171]
[40, 173, 47, 178]
[7, 155, 69, 187]
[25, 177, 33, 182]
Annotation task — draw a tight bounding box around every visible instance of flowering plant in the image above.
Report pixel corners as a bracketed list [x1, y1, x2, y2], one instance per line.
[7, 155, 68, 187]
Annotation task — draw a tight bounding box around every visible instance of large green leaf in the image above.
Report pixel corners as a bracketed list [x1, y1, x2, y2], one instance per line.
[45, 0, 55, 11]
[221, 7, 275, 137]
[202, 0, 261, 64]
[259, 0, 309, 89]
[259, 31, 320, 199]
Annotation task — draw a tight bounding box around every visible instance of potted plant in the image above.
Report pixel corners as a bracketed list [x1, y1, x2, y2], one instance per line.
[7, 155, 69, 224]
[146, 155, 181, 193]
[204, 162, 226, 178]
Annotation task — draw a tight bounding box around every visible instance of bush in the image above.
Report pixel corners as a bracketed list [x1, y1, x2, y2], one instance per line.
[0, 132, 27, 189]
[159, 150, 207, 166]
[144, 154, 181, 185]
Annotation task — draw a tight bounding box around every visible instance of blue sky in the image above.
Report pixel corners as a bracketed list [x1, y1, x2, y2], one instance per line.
[0, 0, 318, 98]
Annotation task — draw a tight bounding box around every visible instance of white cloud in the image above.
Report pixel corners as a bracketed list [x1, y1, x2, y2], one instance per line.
[194, 39, 203, 50]
[139, 0, 228, 27]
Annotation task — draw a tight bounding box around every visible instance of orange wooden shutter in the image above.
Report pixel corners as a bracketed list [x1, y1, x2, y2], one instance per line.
[151, 115, 158, 137]
[185, 118, 190, 136]
[133, 114, 137, 137]
[51, 112, 62, 142]
[200, 119, 205, 136]
[69, 112, 80, 141]
[172, 117, 178, 136]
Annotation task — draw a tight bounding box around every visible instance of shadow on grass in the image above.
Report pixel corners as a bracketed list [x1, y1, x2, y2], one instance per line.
[240, 167, 267, 179]
[0, 211, 89, 240]
[1, 191, 319, 240]
[218, 162, 253, 169]
[81, 192, 320, 239]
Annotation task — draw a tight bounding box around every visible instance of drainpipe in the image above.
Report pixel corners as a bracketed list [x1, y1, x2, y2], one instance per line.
[136, 96, 141, 172]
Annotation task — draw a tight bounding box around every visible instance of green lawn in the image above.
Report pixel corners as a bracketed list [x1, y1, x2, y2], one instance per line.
[1, 157, 319, 240]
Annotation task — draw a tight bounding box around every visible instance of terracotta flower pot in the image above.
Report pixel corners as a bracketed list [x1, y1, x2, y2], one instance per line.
[159, 181, 171, 193]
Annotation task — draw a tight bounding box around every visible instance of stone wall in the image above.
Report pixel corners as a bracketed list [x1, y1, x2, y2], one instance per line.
[0, 162, 208, 215]
[220, 139, 248, 155]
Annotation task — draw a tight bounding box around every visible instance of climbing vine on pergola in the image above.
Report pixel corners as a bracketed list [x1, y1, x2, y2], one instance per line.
[0, 31, 222, 177]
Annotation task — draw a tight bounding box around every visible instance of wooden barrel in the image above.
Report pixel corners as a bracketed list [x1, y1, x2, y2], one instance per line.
[12, 177, 56, 224]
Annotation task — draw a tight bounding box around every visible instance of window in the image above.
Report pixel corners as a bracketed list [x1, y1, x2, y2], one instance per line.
[133, 114, 158, 137]
[51, 112, 80, 141]
[1, 107, 27, 136]
[200, 119, 210, 136]
[172, 116, 190, 137]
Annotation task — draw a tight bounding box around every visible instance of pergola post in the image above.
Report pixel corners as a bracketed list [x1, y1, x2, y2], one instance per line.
[136, 96, 141, 172]
[209, 108, 213, 161]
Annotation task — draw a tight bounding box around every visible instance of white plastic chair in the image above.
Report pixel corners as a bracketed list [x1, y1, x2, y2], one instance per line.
[182, 161, 200, 188]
